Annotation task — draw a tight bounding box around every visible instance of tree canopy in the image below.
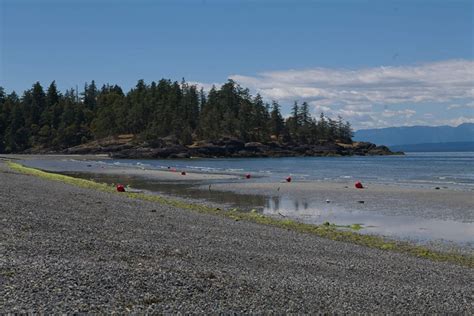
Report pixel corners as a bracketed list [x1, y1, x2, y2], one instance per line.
[0, 79, 353, 153]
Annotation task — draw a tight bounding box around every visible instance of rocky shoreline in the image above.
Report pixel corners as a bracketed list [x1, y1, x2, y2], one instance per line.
[44, 135, 402, 159]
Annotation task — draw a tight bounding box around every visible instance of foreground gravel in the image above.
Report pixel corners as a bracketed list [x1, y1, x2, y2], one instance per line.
[0, 161, 472, 313]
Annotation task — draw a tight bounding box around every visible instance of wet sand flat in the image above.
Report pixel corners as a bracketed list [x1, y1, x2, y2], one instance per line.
[207, 181, 474, 222]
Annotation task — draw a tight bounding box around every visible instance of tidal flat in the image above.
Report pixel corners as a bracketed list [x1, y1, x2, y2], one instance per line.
[8, 154, 473, 253]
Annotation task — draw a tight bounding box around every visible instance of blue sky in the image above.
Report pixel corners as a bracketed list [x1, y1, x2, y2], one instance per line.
[1, 0, 473, 129]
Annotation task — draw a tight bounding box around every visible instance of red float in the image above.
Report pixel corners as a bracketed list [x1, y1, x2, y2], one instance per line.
[355, 181, 364, 189]
[181, 171, 186, 175]
[286, 176, 292, 183]
[116, 184, 125, 192]
[245, 174, 251, 179]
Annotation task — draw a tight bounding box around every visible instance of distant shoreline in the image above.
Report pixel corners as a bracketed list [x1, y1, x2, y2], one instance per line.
[14, 134, 402, 159]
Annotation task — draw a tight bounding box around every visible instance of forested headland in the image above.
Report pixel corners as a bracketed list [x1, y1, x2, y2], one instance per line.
[0, 79, 396, 157]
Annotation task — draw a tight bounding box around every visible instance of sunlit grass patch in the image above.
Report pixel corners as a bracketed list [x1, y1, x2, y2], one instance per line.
[7, 161, 473, 268]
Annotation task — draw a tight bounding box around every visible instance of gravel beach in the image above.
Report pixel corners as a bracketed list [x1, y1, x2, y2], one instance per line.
[0, 160, 473, 313]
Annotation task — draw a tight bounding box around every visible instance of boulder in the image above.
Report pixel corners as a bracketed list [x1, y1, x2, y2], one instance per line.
[150, 145, 188, 158]
[190, 145, 228, 157]
[244, 142, 268, 151]
[367, 145, 395, 155]
[170, 152, 191, 159]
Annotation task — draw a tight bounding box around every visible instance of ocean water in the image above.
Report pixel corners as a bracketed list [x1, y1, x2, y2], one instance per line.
[100, 152, 474, 190]
[18, 152, 474, 248]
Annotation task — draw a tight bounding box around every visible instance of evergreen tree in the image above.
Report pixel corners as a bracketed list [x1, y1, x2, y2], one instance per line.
[287, 101, 300, 141]
[198, 86, 220, 140]
[30, 82, 46, 126]
[317, 112, 328, 140]
[342, 120, 354, 142]
[37, 81, 61, 146]
[199, 88, 206, 112]
[127, 79, 149, 134]
[92, 87, 125, 137]
[251, 94, 270, 142]
[0, 79, 354, 152]
[298, 102, 312, 143]
[4, 92, 28, 152]
[83, 80, 98, 109]
[269, 101, 285, 140]
[0, 87, 7, 151]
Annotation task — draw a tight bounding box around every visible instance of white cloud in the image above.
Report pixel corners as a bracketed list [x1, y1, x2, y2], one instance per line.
[230, 60, 474, 106]
[447, 101, 474, 110]
[435, 116, 474, 126]
[187, 81, 221, 92]
[193, 59, 474, 128]
[308, 101, 331, 113]
[381, 109, 416, 118]
[233, 60, 474, 128]
[343, 104, 373, 112]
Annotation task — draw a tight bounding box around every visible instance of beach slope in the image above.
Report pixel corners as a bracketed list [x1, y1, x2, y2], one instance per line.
[0, 161, 472, 313]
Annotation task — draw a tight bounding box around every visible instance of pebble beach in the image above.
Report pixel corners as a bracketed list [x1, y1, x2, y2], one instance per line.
[0, 160, 473, 313]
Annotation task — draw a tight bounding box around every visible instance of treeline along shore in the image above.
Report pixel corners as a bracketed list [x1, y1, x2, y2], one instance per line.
[0, 80, 399, 158]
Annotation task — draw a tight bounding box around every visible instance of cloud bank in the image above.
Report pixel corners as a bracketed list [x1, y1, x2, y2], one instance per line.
[223, 60, 473, 129]
[231, 60, 473, 103]
[193, 59, 474, 129]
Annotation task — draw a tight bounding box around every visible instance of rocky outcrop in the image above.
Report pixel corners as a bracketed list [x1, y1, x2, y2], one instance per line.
[53, 135, 402, 159]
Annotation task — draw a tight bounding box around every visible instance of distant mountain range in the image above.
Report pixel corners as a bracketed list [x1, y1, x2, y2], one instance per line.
[389, 141, 474, 152]
[354, 123, 474, 152]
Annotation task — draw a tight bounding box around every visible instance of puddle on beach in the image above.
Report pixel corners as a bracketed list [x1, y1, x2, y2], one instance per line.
[64, 171, 474, 251]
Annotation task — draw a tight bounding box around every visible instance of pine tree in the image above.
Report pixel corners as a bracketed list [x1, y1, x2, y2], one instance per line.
[0, 87, 7, 152]
[127, 80, 149, 134]
[298, 102, 312, 143]
[287, 101, 300, 141]
[199, 88, 206, 112]
[317, 112, 328, 141]
[4, 93, 28, 152]
[327, 117, 337, 141]
[269, 101, 285, 140]
[0, 79, 356, 153]
[83, 80, 98, 109]
[31, 82, 46, 120]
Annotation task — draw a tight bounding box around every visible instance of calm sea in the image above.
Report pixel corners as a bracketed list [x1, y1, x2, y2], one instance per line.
[100, 152, 474, 190]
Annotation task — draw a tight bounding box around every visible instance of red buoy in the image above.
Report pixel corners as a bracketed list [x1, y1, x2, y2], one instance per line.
[181, 171, 186, 175]
[355, 181, 364, 189]
[116, 184, 125, 192]
[245, 174, 251, 179]
[286, 176, 292, 183]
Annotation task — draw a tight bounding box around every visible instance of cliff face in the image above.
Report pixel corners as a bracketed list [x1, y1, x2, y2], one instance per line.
[57, 135, 402, 158]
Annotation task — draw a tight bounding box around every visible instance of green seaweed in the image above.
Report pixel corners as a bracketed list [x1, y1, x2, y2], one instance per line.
[322, 221, 363, 230]
[7, 161, 474, 268]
